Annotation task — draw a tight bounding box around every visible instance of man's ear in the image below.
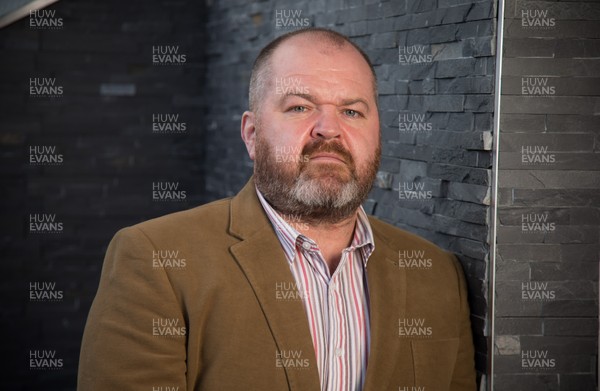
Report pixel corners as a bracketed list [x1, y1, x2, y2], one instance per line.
[241, 111, 257, 160]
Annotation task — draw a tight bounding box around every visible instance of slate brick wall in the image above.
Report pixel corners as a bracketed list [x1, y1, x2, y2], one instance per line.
[0, 1, 207, 388]
[493, 0, 599, 389]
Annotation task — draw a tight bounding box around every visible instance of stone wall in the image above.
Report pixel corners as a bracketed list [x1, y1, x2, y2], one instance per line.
[493, 0, 599, 389]
[0, 0, 207, 388]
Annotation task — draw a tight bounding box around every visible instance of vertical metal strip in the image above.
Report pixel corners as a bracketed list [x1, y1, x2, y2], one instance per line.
[488, 0, 506, 390]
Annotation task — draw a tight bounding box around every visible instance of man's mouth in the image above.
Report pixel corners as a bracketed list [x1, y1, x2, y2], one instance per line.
[309, 152, 347, 164]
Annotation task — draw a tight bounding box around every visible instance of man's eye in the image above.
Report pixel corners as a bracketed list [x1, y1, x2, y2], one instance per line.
[289, 106, 307, 112]
[344, 109, 362, 118]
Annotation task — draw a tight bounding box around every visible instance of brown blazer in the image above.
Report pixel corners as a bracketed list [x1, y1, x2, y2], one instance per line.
[78, 177, 476, 390]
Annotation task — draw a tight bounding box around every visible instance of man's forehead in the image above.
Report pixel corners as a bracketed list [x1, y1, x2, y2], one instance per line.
[271, 34, 361, 65]
[278, 32, 346, 49]
[268, 36, 373, 88]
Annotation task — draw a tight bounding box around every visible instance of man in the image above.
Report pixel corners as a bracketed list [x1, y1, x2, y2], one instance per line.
[79, 28, 476, 390]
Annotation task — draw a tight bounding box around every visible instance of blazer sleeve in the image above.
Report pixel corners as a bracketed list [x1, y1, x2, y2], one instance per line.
[449, 254, 478, 391]
[78, 226, 187, 391]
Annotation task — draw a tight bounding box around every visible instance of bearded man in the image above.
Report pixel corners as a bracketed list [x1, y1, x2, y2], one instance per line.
[79, 28, 476, 391]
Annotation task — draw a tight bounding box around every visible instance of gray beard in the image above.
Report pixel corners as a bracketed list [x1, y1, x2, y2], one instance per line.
[290, 173, 359, 209]
[254, 136, 379, 225]
[257, 173, 365, 225]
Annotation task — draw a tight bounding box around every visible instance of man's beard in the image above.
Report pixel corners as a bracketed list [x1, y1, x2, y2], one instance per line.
[254, 131, 381, 225]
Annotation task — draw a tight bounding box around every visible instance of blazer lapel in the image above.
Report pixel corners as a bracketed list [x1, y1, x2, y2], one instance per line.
[363, 222, 411, 391]
[228, 178, 321, 390]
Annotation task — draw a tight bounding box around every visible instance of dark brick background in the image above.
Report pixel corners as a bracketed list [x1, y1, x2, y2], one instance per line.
[493, 0, 599, 390]
[1, 0, 207, 388]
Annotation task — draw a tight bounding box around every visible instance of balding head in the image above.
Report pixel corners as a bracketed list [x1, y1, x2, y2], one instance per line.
[248, 28, 378, 113]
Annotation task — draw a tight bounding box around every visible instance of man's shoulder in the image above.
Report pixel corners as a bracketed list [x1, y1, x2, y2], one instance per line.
[124, 197, 233, 238]
[367, 214, 454, 260]
[367, 214, 438, 249]
[367, 215, 465, 291]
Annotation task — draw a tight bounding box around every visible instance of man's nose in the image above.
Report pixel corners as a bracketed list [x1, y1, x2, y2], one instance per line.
[310, 107, 341, 139]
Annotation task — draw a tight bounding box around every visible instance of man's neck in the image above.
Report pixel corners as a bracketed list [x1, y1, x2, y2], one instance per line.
[282, 211, 358, 276]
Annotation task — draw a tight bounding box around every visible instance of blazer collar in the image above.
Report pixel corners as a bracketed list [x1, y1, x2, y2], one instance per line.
[229, 177, 322, 390]
[363, 219, 410, 390]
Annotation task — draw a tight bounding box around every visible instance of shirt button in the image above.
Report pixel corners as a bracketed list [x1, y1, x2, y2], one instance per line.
[302, 242, 312, 251]
[335, 348, 344, 357]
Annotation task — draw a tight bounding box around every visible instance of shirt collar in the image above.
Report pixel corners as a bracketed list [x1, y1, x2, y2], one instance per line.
[255, 186, 375, 266]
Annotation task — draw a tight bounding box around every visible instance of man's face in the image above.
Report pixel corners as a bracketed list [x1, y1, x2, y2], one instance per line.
[243, 36, 381, 224]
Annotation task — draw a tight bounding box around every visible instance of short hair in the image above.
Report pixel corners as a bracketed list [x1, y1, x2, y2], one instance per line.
[248, 27, 378, 112]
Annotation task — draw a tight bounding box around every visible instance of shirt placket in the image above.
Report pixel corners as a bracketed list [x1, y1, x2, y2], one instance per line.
[326, 251, 351, 391]
[326, 274, 339, 390]
[297, 238, 330, 388]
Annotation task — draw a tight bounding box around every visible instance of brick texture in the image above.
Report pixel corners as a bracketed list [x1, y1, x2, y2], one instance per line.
[493, 0, 600, 390]
[0, 1, 207, 389]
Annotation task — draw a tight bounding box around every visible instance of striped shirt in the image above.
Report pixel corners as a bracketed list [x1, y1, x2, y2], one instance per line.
[256, 188, 374, 391]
